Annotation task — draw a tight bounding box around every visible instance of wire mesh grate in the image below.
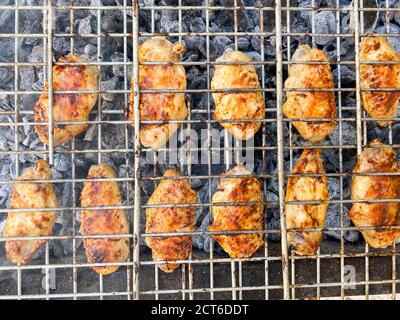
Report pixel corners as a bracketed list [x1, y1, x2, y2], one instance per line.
[0, 0, 399, 300]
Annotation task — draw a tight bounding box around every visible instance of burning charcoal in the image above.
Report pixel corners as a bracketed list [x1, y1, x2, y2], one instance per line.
[378, 0, 397, 22]
[212, 36, 232, 56]
[375, 24, 400, 52]
[0, 7, 14, 34]
[100, 76, 119, 102]
[111, 52, 128, 78]
[237, 37, 250, 51]
[28, 45, 44, 63]
[325, 205, 359, 242]
[19, 67, 35, 91]
[189, 17, 206, 33]
[199, 38, 218, 59]
[101, 15, 118, 33]
[78, 16, 92, 35]
[84, 44, 97, 58]
[314, 11, 336, 45]
[329, 121, 356, 146]
[251, 27, 262, 52]
[53, 154, 72, 172]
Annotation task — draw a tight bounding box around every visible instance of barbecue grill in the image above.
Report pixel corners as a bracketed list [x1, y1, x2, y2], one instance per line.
[0, 0, 399, 300]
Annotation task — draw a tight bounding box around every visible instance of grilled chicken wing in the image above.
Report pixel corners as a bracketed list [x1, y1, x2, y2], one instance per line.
[209, 165, 264, 258]
[4, 160, 59, 264]
[211, 49, 265, 140]
[283, 45, 337, 144]
[128, 37, 188, 149]
[80, 164, 129, 275]
[34, 55, 99, 147]
[349, 139, 400, 248]
[146, 169, 197, 272]
[360, 37, 400, 126]
[285, 149, 329, 256]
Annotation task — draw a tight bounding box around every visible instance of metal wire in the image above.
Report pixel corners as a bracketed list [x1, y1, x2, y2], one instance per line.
[0, 0, 399, 300]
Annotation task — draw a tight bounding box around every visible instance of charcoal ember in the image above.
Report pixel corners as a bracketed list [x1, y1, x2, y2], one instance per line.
[54, 37, 71, 58]
[111, 52, 128, 78]
[329, 121, 357, 146]
[54, 154, 72, 172]
[100, 76, 119, 101]
[189, 17, 206, 33]
[19, 67, 36, 91]
[84, 44, 97, 58]
[78, 16, 93, 35]
[375, 24, 400, 53]
[378, 0, 397, 22]
[237, 37, 250, 51]
[101, 15, 118, 33]
[297, 0, 322, 22]
[0, 7, 14, 34]
[0, 39, 14, 63]
[213, 36, 233, 55]
[199, 38, 218, 60]
[395, 6, 400, 25]
[28, 45, 44, 63]
[325, 205, 359, 242]
[0, 67, 13, 89]
[314, 11, 336, 45]
[251, 27, 262, 52]
[183, 36, 204, 53]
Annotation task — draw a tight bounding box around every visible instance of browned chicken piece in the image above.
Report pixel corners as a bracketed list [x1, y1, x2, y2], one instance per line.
[146, 169, 197, 272]
[349, 139, 400, 248]
[285, 149, 329, 256]
[128, 37, 188, 149]
[211, 49, 265, 140]
[360, 37, 400, 126]
[209, 165, 264, 258]
[80, 164, 130, 275]
[4, 160, 59, 264]
[283, 45, 337, 144]
[34, 55, 99, 147]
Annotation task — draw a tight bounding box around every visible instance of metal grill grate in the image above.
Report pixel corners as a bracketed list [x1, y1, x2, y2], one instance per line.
[0, 0, 399, 300]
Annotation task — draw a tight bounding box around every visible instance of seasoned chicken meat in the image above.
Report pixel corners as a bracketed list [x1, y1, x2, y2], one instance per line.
[285, 149, 329, 256]
[283, 45, 337, 144]
[349, 139, 400, 248]
[360, 37, 400, 126]
[80, 164, 130, 275]
[211, 49, 265, 140]
[34, 55, 99, 147]
[146, 169, 197, 272]
[128, 37, 188, 149]
[4, 160, 59, 264]
[209, 165, 264, 258]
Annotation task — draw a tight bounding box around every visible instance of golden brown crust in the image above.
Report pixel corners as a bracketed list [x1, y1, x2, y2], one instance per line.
[283, 45, 337, 144]
[80, 164, 130, 275]
[209, 165, 264, 258]
[360, 37, 400, 126]
[34, 55, 99, 147]
[4, 160, 59, 264]
[349, 139, 400, 248]
[285, 149, 329, 256]
[146, 169, 197, 272]
[211, 49, 265, 140]
[128, 37, 188, 149]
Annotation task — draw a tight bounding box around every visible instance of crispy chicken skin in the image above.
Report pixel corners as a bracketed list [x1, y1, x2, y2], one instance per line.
[34, 55, 99, 147]
[146, 169, 197, 272]
[128, 37, 188, 149]
[360, 37, 400, 126]
[283, 45, 337, 144]
[209, 165, 264, 258]
[211, 49, 265, 140]
[349, 139, 400, 248]
[285, 149, 329, 256]
[4, 160, 59, 264]
[80, 164, 130, 275]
